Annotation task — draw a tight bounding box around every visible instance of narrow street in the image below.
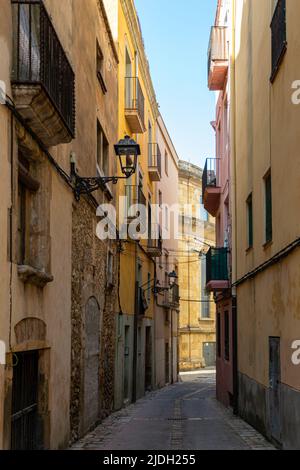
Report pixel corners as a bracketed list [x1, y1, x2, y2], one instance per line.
[72, 372, 275, 451]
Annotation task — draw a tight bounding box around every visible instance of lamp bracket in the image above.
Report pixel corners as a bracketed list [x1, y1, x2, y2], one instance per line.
[71, 169, 128, 201]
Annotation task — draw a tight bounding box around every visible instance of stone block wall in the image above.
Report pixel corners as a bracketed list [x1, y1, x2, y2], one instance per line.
[70, 197, 118, 442]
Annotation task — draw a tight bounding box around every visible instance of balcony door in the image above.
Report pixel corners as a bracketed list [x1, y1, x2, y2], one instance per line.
[125, 48, 132, 108]
[203, 342, 216, 368]
[148, 121, 153, 166]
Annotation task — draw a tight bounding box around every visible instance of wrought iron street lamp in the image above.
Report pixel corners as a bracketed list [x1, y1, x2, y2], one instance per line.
[114, 135, 141, 178]
[70, 135, 141, 201]
[168, 271, 178, 281]
[141, 272, 178, 296]
[168, 270, 178, 290]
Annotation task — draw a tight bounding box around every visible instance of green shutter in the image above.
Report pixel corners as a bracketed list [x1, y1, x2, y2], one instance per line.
[247, 195, 253, 248]
[265, 174, 273, 243]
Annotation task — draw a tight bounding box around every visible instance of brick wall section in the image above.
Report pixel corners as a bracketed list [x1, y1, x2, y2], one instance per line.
[70, 197, 118, 443]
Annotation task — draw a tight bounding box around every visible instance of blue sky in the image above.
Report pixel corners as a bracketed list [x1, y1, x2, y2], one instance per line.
[134, 0, 217, 168]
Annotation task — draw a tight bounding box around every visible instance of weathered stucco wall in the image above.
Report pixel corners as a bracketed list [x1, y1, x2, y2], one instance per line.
[0, 0, 119, 449]
[0, 0, 13, 449]
[235, 0, 300, 449]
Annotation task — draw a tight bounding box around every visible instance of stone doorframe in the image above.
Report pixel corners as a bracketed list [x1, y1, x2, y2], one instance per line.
[73, 281, 104, 439]
[3, 339, 50, 449]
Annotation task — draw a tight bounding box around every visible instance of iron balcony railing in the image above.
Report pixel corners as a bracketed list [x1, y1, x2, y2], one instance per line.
[125, 77, 145, 125]
[207, 26, 228, 77]
[12, 0, 75, 136]
[148, 143, 162, 174]
[206, 247, 229, 284]
[147, 223, 162, 251]
[270, 0, 287, 82]
[162, 283, 179, 309]
[125, 185, 146, 207]
[170, 283, 180, 306]
[202, 158, 220, 198]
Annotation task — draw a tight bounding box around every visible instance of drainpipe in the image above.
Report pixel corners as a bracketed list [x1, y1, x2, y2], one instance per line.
[229, 0, 239, 415]
[132, 243, 139, 403]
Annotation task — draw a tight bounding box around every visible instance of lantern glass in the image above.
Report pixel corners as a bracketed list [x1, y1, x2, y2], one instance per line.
[114, 136, 141, 178]
[118, 154, 137, 178]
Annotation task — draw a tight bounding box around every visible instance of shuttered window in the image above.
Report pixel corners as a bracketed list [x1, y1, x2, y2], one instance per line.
[217, 313, 221, 358]
[224, 311, 230, 362]
[271, 0, 287, 82]
[247, 194, 253, 249]
[265, 173, 273, 244]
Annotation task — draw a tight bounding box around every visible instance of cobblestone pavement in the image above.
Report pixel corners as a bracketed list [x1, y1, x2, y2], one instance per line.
[71, 372, 275, 451]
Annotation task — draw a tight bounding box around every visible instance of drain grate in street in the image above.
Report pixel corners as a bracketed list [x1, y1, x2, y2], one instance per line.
[170, 400, 184, 450]
[168, 417, 187, 421]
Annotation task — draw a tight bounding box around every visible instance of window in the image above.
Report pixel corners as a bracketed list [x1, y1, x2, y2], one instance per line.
[13, 2, 40, 82]
[97, 121, 109, 176]
[147, 273, 151, 302]
[264, 172, 273, 244]
[217, 313, 221, 358]
[200, 197, 208, 222]
[97, 42, 107, 93]
[165, 151, 169, 176]
[17, 180, 28, 265]
[271, 0, 287, 82]
[247, 193, 253, 249]
[158, 190, 162, 208]
[107, 250, 114, 288]
[224, 311, 230, 361]
[165, 206, 169, 230]
[138, 327, 142, 355]
[179, 214, 185, 235]
[148, 121, 153, 166]
[17, 154, 40, 265]
[200, 256, 210, 319]
[125, 48, 132, 108]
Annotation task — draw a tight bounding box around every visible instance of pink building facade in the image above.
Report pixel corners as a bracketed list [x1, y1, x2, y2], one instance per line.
[204, 0, 237, 410]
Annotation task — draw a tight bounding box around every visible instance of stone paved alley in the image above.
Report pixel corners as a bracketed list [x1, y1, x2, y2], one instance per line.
[71, 372, 275, 451]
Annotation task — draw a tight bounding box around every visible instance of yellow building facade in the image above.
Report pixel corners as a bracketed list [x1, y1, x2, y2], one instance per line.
[178, 161, 216, 371]
[104, 0, 165, 407]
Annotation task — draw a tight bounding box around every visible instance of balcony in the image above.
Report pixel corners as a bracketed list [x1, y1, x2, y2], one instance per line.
[208, 26, 228, 91]
[202, 158, 221, 217]
[125, 77, 145, 133]
[125, 185, 147, 237]
[206, 247, 229, 292]
[148, 143, 161, 182]
[170, 283, 180, 307]
[11, 1, 75, 148]
[125, 184, 146, 211]
[162, 283, 180, 309]
[146, 224, 162, 258]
